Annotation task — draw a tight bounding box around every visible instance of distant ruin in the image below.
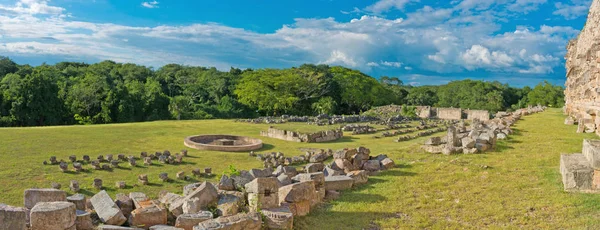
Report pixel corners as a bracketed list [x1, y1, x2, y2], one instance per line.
[260, 127, 343, 143]
[416, 106, 490, 121]
[184, 135, 263, 152]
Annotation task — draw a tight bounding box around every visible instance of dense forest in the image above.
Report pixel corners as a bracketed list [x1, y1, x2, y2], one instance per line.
[0, 56, 564, 127]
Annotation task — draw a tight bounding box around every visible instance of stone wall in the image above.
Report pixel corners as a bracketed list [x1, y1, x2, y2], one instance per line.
[436, 108, 462, 120]
[564, 0, 600, 135]
[260, 127, 343, 143]
[416, 106, 432, 119]
[466, 110, 490, 121]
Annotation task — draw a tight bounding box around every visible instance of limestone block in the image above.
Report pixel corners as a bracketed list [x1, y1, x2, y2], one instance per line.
[129, 204, 167, 229]
[97, 225, 143, 230]
[245, 177, 279, 194]
[66, 193, 86, 211]
[583, 139, 600, 168]
[24, 188, 67, 209]
[278, 181, 315, 204]
[261, 206, 293, 230]
[346, 170, 368, 185]
[560, 154, 594, 191]
[217, 194, 241, 217]
[324, 176, 355, 191]
[175, 211, 213, 230]
[193, 212, 261, 230]
[30, 202, 76, 230]
[248, 193, 279, 211]
[75, 210, 94, 230]
[0, 204, 27, 230]
[90, 190, 127, 226]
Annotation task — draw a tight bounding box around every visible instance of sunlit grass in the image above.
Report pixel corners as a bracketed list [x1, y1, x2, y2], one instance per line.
[0, 109, 597, 229]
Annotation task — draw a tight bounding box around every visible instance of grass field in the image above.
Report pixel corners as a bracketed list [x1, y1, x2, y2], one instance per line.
[1, 108, 599, 229]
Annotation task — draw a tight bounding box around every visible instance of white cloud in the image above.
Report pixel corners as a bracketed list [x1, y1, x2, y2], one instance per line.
[553, 0, 592, 20]
[0, 0, 581, 77]
[0, 0, 64, 15]
[141, 1, 159, 9]
[365, 0, 419, 14]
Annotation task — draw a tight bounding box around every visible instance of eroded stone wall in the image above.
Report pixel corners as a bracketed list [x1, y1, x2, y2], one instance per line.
[466, 110, 490, 121]
[260, 127, 343, 143]
[565, 0, 600, 134]
[436, 108, 462, 120]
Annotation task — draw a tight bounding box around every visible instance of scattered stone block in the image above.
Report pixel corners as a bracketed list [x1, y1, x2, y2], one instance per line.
[70, 180, 80, 193]
[116, 181, 126, 189]
[245, 177, 279, 194]
[324, 190, 340, 201]
[194, 212, 261, 230]
[248, 192, 279, 211]
[83, 155, 90, 162]
[98, 225, 143, 230]
[175, 211, 213, 230]
[281, 200, 310, 217]
[362, 160, 381, 172]
[380, 158, 395, 170]
[204, 167, 212, 175]
[90, 190, 127, 226]
[324, 176, 354, 191]
[115, 193, 134, 219]
[159, 173, 169, 182]
[24, 188, 67, 209]
[129, 204, 167, 229]
[176, 171, 185, 180]
[217, 175, 235, 191]
[30, 202, 76, 230]
[305, 163, 325, 173]
[138, 174, 149, 185]
[75, 210, 94, 230]
[67, 193, 86, 211]
[217, 194, 241, 217]
[261, 206, 294, 230]
[93, 178, 103, 190]
[51, 182, 61, 189]
[583, 139, 600, 168]
[278, 181, 315, 204]
[129, 192, 150, 209]
[346, 170, 368, 185]
[0, 204, 27, 230]
[276, 174, 292, 187]
[560, 153, 594, 191]
[149, 225, 183, 230]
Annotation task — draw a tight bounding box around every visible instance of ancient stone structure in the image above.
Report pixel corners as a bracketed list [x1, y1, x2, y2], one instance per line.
[560, 139, 600, 191]
[184, 135, 263, 152]
[436, 108, 462, 120]
[0, 204, 27, 230]
[564, 0, 600, 135]
[260, 127, 343, 143]
[466, 110, 490, 121]
[422, 106, 545, 154]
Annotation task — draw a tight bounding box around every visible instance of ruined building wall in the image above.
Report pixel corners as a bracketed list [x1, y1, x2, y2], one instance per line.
[436, 108, 462, 120]
[466, 110, 490, 121]
[565, 0, 600, 134]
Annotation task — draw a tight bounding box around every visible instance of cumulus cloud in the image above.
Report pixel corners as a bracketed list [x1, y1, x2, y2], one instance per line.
[365, 0, 419, 14]
[553, 0, 592, 19]
[0, 0, 582, 82]
[141, 1, 159, 9]
[0, 0, 64, 15]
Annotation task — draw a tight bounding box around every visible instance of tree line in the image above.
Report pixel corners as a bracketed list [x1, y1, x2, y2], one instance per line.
[0, 56, 565, 126]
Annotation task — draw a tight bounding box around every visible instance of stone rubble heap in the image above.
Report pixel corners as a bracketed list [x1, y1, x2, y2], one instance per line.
[422, 106, 546, 154]
[1, 147, 394, 230]
[237, 114, 380, 126]
[250, 149, 333, 168]
[260, 127, 343, 143]
[341, 124, 376, 135]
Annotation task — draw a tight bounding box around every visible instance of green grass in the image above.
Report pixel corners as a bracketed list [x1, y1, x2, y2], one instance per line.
[0, 108, 599, 229]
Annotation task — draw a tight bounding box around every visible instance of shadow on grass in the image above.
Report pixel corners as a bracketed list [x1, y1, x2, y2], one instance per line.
[258, 143, 276, 151]
[146, 182, 163, 187]
[333, 136, 358, 143]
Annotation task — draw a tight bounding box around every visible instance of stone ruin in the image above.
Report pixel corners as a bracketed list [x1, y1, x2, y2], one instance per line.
[1, 147, 394, 230]
[184, 135, 263, 152]
[44, 150, 190, 173]
[250, 149, 334, 168]
[341, 124, 376, 135]
[561, 139, 600, 192]
[237, 114, 378, 126]
[564, 0, 600, 136]
[416, 107, 491, 121]
[422, 106, 546, 154]
[260, 127, 343, 143]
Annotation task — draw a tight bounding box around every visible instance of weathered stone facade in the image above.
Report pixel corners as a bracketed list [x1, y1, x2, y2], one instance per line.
[564, 0, 600, 135]
[260, 127, 343, 143]
[417, 107, 490, 121]
[466, 110, 490, 121]
[436, 108, 462, 120]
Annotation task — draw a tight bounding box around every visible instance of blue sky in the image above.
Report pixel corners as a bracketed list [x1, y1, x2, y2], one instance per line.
[0, 0, 593, 86]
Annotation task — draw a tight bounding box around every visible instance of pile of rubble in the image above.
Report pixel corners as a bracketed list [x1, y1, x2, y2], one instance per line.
[341, 124, 376, 135]
[421, 106, 546, 154]
[237, 114, 379, 126]
[394, 127, 447, 142]
[1, 147, 394, 230]
[250, 149, 333, 168]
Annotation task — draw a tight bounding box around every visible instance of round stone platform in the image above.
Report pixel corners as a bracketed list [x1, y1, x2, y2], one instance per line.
[184, 135, 263, 152]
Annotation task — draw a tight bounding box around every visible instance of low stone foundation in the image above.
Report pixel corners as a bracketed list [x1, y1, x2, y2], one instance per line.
[260, 127, 343, 143]
[561, 139, 600, 192]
